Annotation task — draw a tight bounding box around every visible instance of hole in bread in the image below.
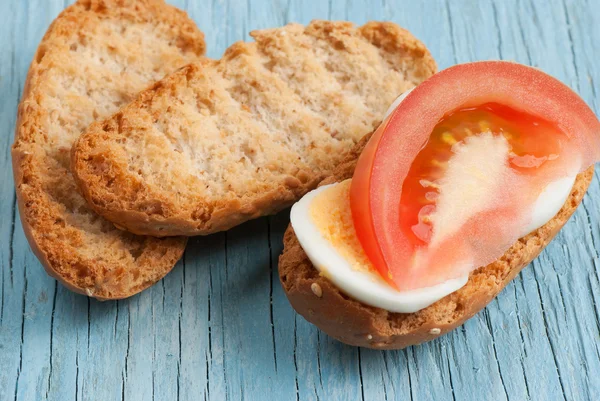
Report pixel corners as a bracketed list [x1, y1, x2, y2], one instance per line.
[129, 246, 144, 260]
[387, 312, 411, 328]
[115, 113, 124, 132]
[74, 262, 90, 279]
[191, 207, 210, 222]
[297, 171, 311, 184]
[196, 96, 214, 113]
[142, 201, 164, 216]
[241, 142, 257, 164]
[113, 267, 124, 278]
[177, 38, 196, 55]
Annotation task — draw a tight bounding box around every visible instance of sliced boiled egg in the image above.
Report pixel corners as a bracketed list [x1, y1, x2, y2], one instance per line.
[291, 180, 469, 313]
[291, 171, 575, 313]
[290, 61, 600, 313]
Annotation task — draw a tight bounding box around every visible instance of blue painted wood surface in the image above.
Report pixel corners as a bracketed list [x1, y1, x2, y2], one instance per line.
[1, 0, 599, 400]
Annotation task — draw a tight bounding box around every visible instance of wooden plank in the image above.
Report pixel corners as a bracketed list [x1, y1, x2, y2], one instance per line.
[206, 2, 286, 398]
[1, 2, 66, 401]
[45, 7, 86, 401]
[405, 2, 511, 400]
[512, 1, 600, 400]
[0, 0, 599, 400]
[343, 1, 460, 400]
[562, 1, 600, 398]
[441, 1, 560, 400]
[0, 0, 24, 396]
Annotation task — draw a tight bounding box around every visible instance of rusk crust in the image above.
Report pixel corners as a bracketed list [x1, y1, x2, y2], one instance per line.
[278, 132, 594, 349]
[12, 0, 205, 299]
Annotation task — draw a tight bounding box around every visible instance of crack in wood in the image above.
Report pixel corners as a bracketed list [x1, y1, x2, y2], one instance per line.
[223, 234, 230, 401]
[357, 348, 366, 401]
[406, 347, 418, 398]
[45, 281, 58, 400]
[513, 282, 532, 399]
[589, 260, 600, 334]
[75, 345, 80, 401]
[443, 0, 459, 64]
[483, 308, 510, 400]
[580, 201, 600, 260]
[8, 189, 16, 287]
[490, 1, 504, 60]
[444, 340, 458, 401]
[316, 331, 323, 389]
[382, 351, 398, 400]
[266, 218, 278, 372]
[86, 298, 90, 351]
[177, 257, 185, 401]
[1, 194, 16, 325]
[515, 0, 534, 65]
[122, 305, 131, 401]
[293, 316, 299, 401]
[560, 0, 580, 91]
[3, 2, 600, 401]
[530, 261, 568, 401]
[13, 260, 27, 401]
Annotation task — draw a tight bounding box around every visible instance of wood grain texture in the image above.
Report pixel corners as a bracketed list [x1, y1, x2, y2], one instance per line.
[0, 0, 599, 400]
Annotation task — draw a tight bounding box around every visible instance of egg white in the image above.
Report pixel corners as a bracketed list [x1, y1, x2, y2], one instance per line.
[291, 184, 469, 313]
[520, 174, 576, 236]
[383, 89, 412, 119]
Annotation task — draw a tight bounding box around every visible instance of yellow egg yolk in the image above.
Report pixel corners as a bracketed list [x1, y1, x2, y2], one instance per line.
[309, 180, 375, 275]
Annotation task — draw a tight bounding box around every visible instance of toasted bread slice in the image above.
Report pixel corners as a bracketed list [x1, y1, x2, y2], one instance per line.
[12, 0, 205, 299]
[71, 21, 437, 237]
[278, 132, 594, 349]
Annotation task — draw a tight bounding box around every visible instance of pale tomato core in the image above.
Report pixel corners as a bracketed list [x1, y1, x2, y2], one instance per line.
[399, 102, 566, 248]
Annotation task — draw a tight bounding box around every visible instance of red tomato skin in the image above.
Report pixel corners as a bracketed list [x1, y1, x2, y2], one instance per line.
[350, 118, 398, 288]
[350, 61, 600, 291]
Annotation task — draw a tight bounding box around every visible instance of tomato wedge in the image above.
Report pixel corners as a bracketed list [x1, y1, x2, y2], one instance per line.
[350, 61, 600, 291]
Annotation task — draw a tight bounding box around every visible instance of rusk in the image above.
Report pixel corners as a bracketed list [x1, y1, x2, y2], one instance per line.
[71, 20, 437, 236]
[278, 132, 594, 349]
[12, 0, 205, 299]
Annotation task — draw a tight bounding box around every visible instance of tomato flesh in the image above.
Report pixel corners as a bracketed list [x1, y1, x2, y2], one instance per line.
[350, 61, 600, 291]
[399, 102, 565, 248]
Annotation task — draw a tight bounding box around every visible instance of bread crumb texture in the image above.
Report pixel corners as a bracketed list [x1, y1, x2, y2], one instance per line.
[278, 132, 594, 349]
[72, 20, 437, 236]
[12, 0, 205, 299]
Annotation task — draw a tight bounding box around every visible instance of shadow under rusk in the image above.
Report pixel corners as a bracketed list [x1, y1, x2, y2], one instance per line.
[184, 207, 291, 295]
[29, 207, 292, 333]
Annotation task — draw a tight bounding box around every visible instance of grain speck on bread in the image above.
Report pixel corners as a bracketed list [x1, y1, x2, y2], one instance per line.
[278, 132, 594, 349]
[11, 0, 205, 299]
[71, 20, 437, 237]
